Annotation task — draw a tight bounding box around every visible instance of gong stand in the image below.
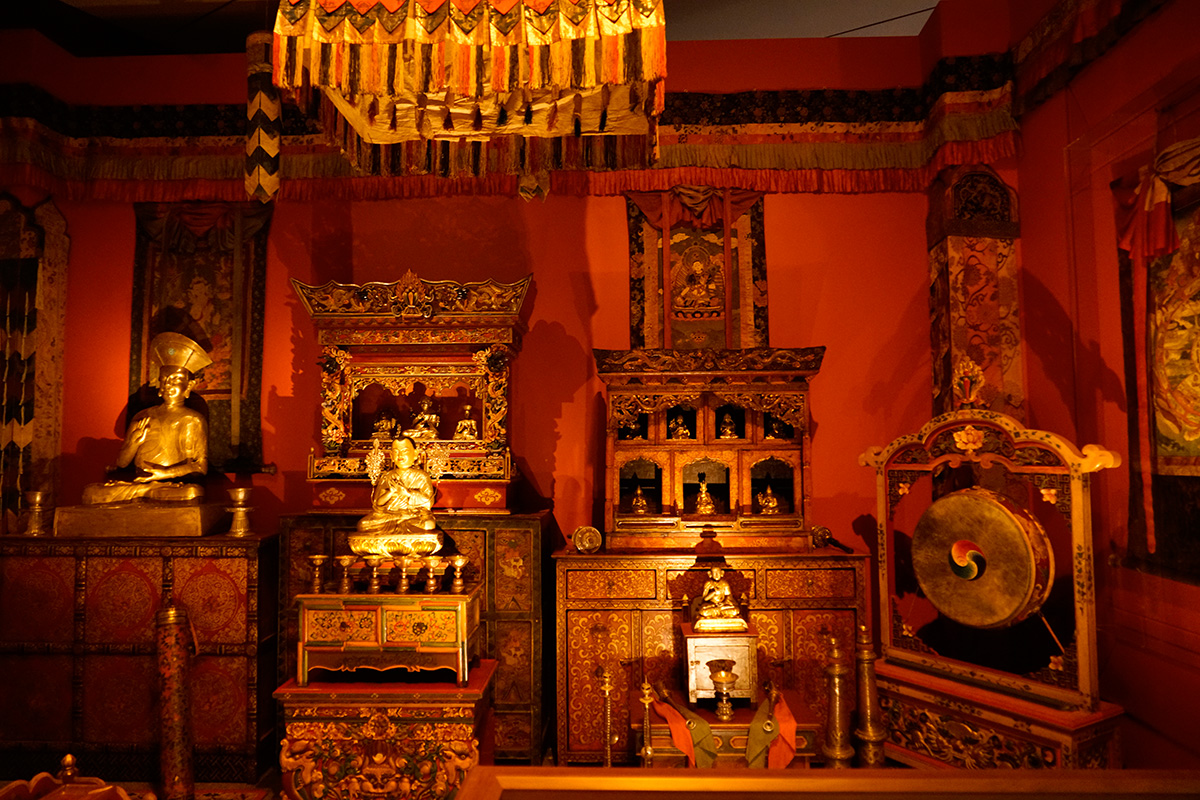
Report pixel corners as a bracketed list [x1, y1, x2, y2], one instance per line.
[860, 409, 1125, 768]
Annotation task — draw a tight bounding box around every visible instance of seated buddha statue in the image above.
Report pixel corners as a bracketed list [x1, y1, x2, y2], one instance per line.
[694, 566, 747, 632]
[352, 436, 441, 557]
[453, 404, 478, 440]
[757, 485, 780, 514]
[695, 476, 716, 515]
[403, 397, 440, 440]
[83, 332, 211, 504]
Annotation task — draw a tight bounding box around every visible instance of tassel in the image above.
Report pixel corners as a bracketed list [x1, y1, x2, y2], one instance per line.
[524, 102, 533, 126]
[444, 107, 455, 131]
[473, 104, 483, 131]
[498, 104, 508, 127]
[572, 92, 583, 137]
[599, 83, 610, 132]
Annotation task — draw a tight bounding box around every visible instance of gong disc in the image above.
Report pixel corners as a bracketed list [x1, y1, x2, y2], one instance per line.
[911, 486, 1054, 629]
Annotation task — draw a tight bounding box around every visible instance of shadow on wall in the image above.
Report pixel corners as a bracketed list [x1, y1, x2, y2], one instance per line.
[1020, 271, 1126, 426]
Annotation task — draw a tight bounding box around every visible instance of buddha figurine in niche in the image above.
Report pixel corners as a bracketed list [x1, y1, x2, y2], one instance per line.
[669, 414, 692, 440]
[718, 412, 738, 439]
[631, 485, 649, 514]
[694, 566, 747, 632]
[83, 332, 211, 504]
[352, 435, 441, 557]
[695, 474, 716, 515]
[453, 404, 478, 440]
[757, 485, 780, 514]
[403, 397, 440, 440]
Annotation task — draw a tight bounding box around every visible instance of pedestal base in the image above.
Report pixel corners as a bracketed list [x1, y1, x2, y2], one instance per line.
[275, 660, 496, 800]
[877, 662, 1123, 769]
[54, 502, 228, 537]
[682, 623, 758, 703]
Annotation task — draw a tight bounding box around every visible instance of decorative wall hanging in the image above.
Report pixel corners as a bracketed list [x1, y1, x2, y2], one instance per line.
[626, 187, 766, 350]
[131, 202, 273, 474]
[0, 195, 67, 535]
[927, 165, 1024, 420]
[1116, 137, 1200, 579]
[271, 0, 666, 185]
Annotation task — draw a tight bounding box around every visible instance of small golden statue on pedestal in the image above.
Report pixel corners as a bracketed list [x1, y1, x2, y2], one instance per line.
[631, 485, 648, 514]
[693, 566, 748, 632]
[718, 412, 737, 439]
[403, 397, 440, 440]
[669, 414, 691, 440]
[453, 404, 478, 440]
[350, 436, 442, 558]
[757, 485, 780, 514]
[695, 475, 716, 515]
[83, 332, 211, 504]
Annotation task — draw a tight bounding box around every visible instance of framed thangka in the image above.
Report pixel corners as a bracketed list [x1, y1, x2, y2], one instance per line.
[130, 202, 272, 473]
[625, 188, 767, 349]
[1120, 186, 1200, 582]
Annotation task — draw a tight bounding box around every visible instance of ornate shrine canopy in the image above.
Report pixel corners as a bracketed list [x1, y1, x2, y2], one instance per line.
[272, 0, 666, 158]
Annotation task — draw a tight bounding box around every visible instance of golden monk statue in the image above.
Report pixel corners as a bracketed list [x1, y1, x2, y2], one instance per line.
[453, 404, 478, 440]
[669, 414, 691, 440]
[403, 397, 440, 440]
[351, 436, 441, 557]
[695, 474, 716, 515]
[83, 333, 211, 504]
[631, 485, 648, 514]
[757, 485, 780, 514]
[694, 566, 747, 632]
[718, 412, 737, 439]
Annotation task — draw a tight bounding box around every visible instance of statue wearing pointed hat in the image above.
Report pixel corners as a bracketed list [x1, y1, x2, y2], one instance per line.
[82, 332, 212, 504]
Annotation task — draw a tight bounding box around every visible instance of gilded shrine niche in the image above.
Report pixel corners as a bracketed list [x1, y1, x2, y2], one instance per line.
[293, 271, 530, 511]
[595, 347, 825, 550]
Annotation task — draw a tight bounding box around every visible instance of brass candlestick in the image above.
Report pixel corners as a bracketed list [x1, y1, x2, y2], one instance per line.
[225, 487, 253, 537]
[365, 556, 384, 594]
[449, 555, 468, 593]
[395, 557, 413, 594]
[23, 490, 49, 536]
[336, 555, 356, 594]
[707, 659, 738, 721]
[424, 556, 443, 593]
[308, 555, 327, 594]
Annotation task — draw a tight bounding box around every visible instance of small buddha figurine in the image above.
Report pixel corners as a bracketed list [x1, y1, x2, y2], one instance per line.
[718, 412, 737, 439]
[353, 436, 440, 556]
[695, 474, 716, 515]
[669, 414, 692, 440]
[403, 397, 440, 440]
[757, 485, 780, 514]
[764, 416, 788, 440]
[453, 404, 478, 440]
[631, 485, 648, 514]
[694, 566, 748, 632]
[83, 332, 211, 504]
[372, 410, 397, 439]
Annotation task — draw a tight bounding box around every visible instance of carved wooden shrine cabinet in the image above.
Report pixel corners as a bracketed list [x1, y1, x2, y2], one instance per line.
[292, 271, 530, 511]
[555, 348, 868, 764]
[860, 409, 1124, 768]
[279, 512, 546, 763]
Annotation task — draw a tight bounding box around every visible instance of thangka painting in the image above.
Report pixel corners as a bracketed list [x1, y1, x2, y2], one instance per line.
[626, 188, 767, 350]
[130, 202, 272, 473]
[1121, 197, 1200, 581]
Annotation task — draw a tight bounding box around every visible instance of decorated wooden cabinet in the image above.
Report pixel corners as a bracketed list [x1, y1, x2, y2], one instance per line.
[278, 512, 546, 763]
[0, 532, 278, 782]
[554, 346, 868, 765]
[554, 552, 867, 764]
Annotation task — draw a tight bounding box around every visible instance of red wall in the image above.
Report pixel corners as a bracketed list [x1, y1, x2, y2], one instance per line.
[7, 0, 1200, 767]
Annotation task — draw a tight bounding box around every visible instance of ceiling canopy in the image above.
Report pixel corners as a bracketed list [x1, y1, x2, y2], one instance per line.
[272, 0, 666, 150]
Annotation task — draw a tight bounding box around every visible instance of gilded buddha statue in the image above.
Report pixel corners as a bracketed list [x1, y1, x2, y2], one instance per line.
[694, 566, 748, 632]
[350, 436, 442, 557]
[453, 404, 478, 440]
[82, 333, 211, 504]
[403, 397, 440, 440]
[695, 474, 716, 515]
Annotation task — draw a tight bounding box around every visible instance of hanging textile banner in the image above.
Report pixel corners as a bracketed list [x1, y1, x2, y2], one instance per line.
[272, 0, 666, 152]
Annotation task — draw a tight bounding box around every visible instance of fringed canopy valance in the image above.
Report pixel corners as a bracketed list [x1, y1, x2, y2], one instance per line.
[272, 0, 666, 154]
